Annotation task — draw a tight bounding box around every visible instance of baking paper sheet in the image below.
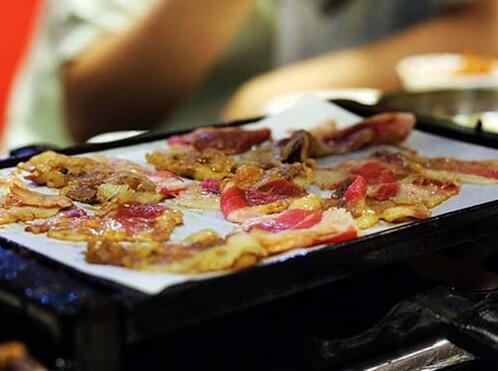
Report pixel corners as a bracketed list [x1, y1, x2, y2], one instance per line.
[0, 96, 497, 294]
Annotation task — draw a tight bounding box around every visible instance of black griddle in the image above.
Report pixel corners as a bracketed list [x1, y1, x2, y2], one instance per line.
[1, 101, 498, 370]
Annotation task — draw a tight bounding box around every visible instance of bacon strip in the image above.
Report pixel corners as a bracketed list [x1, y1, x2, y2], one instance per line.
[371, 150, 498, 184]
[0, 179, 72, 225]
[146, 146, 235, 181]
[246, 209, 323, 232]
[241, 208, 357, 254]
[86, 231, 267, 274]
[19, 151, 184, 204]
[26, 203, 183, 242]
[141, 170, 185, 197]
[237, 130, 317, 168]
[238, 113, 415, 168]
[9, 180, 72, 209]
[219, 164, 310, 222]
[168, 127, 271, 154]
[316, 152, 462, 228]
[319, 113, 415, 154]
[415, 157, 498, 184]
[221, 180, 307, 222]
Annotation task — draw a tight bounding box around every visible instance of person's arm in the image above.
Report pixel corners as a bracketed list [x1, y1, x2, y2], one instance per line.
[223, 0, 498, 120]
[63, 0, 255, 142]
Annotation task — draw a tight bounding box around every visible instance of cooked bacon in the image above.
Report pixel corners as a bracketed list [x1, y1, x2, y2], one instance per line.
[221, 186, 294, 222]
[199, 179, 221, 194]
[246, 180, 306, 204]
[371, 150, 498, 184]
[372, 182, 400, 201]
[0, 206, 60, 226]
[11, 116, 498, 276]
[147, 146, 235, 180]
[372, 150, 409, 167]
[245, 209, 324, 232]
[19, 151, 99, 188]
[363, 176, 459, 224]
[26, 203, 183, 242]
[173, 182, 220, 210]
[317, 153, 461, 228]
[342, 175, 368, 209]
[220, 165, 309, 222]
[241, 208, 357, 254]
[142, 170, 185, 196]
[86, 230, 267, 273]
[315, 158, 407, 191]
[64, 171, 160, 204]
[413, 156, 498, 184]
[89, 170, 183, 205]
[9, 180, 72, 209]
[350, 161, 402, 184]
[86, 207, 358, 273]
[238, 113, 414, 168]
[19, 151, 184, 204]
[168, 127, 271, 154]
[318, 113, 415, 154]
[237, 130, 323, 168]
[0, 179, 72, 225]
[230, 163, 313, 189]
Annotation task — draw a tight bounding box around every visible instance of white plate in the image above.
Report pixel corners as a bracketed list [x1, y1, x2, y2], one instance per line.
[396, 53, 498, 91]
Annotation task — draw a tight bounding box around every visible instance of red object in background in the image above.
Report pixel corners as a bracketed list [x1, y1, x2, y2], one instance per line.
[0, 0, 41, 138]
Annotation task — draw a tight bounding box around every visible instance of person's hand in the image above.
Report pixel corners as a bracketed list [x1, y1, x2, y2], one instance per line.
[64, 0, 255, 141]
[222, 48, 373, 121]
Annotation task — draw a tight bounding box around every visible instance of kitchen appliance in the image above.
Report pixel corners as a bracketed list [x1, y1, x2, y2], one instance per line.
[1, 101, 498, 370]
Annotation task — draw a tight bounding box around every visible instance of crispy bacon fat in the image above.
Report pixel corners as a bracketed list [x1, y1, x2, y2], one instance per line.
[86, 230, 266, 274]
[26, 203, 182, 242]
[172, 180, 221, 210]
[146, 146, 235, 181]
[0, 179, 72, 225]
[19, 151, 184, 204]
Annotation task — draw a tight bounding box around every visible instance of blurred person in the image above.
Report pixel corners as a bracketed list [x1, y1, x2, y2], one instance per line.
[223, 0, 498, 120]
[5, 0, 265, 150]
[9, 0, 497, 152]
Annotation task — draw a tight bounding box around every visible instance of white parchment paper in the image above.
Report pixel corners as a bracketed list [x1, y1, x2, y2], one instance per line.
[0, 96, 497, 294]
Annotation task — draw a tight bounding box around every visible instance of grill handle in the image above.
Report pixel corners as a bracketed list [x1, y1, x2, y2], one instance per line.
[8, 144, 59, 158]
[420, 287, 498, 357]
[302, 286, 498, 369]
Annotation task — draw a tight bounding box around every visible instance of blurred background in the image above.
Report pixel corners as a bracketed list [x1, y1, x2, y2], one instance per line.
[2, 0, 498, 155]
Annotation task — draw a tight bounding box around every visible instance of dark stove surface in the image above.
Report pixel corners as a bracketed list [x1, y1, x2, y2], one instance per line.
[3, 236, 498, 370]
[122, 234, 498, 371]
